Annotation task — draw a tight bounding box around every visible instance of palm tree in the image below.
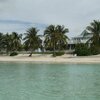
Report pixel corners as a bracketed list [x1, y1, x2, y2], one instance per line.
[3, 33, 12, 54]
[44, 25, 56, 52]
[56, 25, 69, 50]
[44, 25, 69, 56]
[23, 27, 42, 57]
[0, 33, 4, 52]
[11, 32, 22, 51]
[86, 20, 100, 46]
[3, 32, 22, 54]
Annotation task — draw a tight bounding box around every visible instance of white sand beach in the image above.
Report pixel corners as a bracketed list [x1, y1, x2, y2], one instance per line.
[0, 54, 100, 64]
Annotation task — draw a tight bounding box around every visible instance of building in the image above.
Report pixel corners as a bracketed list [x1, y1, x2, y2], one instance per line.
[68, 30, 92, 50]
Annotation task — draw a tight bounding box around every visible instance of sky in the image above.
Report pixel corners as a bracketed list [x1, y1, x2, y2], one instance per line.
[0, 0, 100, 37]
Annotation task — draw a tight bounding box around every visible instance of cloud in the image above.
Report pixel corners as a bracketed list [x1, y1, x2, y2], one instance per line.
[0, 20, 32, 25]
[0, 0, 10, 2]
[0, 20, 47, 34]
[0, 0, 100, 37]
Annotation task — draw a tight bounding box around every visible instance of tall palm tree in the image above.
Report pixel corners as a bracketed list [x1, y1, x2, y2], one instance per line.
[44, 25, 69, 56]
[56, 25, 69, 50]
[44, 25, 56, 52]
[23, 27, 42, 57]
[86, 20, 100, 46]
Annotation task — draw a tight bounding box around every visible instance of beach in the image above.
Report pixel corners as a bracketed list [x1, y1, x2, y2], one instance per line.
[0, 54, 100, 64]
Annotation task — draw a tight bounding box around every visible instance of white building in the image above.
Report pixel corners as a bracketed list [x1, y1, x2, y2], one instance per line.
[68, 30, 92, 49]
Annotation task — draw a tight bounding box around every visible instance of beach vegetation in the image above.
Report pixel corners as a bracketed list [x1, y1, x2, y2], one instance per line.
[1, 32, 22, 55]
[85, 20, 100, 54]
[0, 20, 100, 57]
[0, 33, 4, 53]
[74, 43, 91, 56]
[54, 51, 65, 56]
[44, 25, 69, 56]
[23, 27, 42, 57]
[10, 52, 18, 56]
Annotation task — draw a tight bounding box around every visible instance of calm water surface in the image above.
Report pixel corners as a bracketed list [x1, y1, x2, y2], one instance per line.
[0, 63, 100, 100]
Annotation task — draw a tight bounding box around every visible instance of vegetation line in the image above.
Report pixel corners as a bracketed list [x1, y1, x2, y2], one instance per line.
[0, 20, 100, 57]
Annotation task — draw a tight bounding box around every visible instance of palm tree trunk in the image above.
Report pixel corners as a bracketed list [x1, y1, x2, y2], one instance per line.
[29, 52, 33, 57]
[53, 41, 56, 57]
[6, 49, 9, 55]
[29, 49, 33, 57]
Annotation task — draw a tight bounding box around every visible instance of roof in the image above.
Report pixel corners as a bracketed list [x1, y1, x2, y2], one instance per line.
[72, 30, 92, 39]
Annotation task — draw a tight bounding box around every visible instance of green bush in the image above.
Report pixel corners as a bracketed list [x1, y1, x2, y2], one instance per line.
[53, 51, 65, 57]
[90, 46, 100, 55]
[10, 52, 18, 56]
[74, 44, 91, 56]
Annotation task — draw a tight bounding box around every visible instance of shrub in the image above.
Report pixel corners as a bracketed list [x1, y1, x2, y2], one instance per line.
[53, 51, 65, 57]
[10, 52, 18, 56]
[90, 46, 100, 55]
[74, 44, 91, 56]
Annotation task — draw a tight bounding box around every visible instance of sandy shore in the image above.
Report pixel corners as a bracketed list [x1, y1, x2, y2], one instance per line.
[0, 54, 100, 64]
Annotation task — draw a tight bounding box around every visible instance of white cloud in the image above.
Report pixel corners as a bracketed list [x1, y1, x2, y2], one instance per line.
[0, 0, 100, 37]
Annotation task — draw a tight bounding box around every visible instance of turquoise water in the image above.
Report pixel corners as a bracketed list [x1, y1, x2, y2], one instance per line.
[0, 63, 100, 100]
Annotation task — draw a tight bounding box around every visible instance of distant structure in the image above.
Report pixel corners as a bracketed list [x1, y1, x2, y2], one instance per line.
[38, 30, 92, 51]
[68, 30, 92, 50]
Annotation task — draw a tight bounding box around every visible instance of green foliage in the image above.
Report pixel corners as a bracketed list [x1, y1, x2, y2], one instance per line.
[90, 46, 100, 55]
[75, 44, 91, 56]
[0, 33, 3, 49]
[32, 51, 65, 56]
[23, 27, 42, 56]
[86, 20, 100, 46]
[2, 32, 22, 54]
[11, 32, 22, 51]
[44, 25, 69, 55]
[23, 27, 42, 51]
[54, 51, 65, 56]
[10, 52, 18, 56]
[1, 22, 100, 57]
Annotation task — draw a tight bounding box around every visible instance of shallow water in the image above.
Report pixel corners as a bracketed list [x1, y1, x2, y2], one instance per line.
[0, 63, 100, 100]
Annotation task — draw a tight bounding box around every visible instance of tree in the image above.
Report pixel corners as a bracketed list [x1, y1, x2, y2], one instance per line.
[56, 25, 69, 50]
[23, 27, 42, 57]
[86, 20, 100, 46]
[74, 43, 91, 56]
[11, 32, 22, 51]
[3, 33, 12, 54]
[0, 33, 4, 52]
[3, 32, 22, 54]
[44, 25, 69, 56]
[81, 20, 100, 55]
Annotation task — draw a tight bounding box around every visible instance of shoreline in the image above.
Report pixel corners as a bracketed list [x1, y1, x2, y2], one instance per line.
[0, 54, 100, 64]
